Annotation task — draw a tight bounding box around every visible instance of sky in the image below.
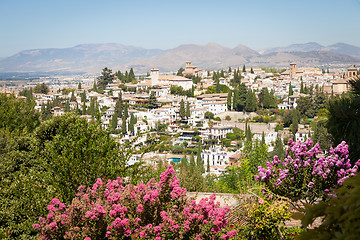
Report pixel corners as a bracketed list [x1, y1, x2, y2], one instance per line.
[0, 0, 359, 58]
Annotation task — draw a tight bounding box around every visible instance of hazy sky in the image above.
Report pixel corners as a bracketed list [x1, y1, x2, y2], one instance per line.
[0, 0, 359, 57]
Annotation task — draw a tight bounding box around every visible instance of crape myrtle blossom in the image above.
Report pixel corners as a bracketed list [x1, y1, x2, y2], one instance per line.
[34, 165, 237, 239]
[255, 138, 360, 204]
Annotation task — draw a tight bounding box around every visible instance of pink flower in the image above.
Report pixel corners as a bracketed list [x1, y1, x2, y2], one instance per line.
[32, 223, 41, 231]
[258, 198, 265, 204]
[136, 204, 143, 213]
[140, 231, 146, 238]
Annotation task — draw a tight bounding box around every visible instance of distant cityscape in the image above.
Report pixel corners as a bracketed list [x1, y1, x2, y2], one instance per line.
[1, 60, 359, 175]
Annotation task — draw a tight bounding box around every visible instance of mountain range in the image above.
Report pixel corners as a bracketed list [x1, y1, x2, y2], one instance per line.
[0, 42, 359, 74]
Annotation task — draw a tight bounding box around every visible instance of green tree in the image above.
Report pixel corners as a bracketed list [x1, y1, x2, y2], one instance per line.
[128, 113, 136, 134]
[179, 99, 186, 119]
[33, 83, 50, 94]
[270, 134, 285, 161]
[0, 93, 40, 132]
[186, 101, 190, 118]
[290, 111, 299, 138]
[70, 91, 76, 102]
[78, 82, 82, 90]
[64, 101, 70, 113]
[300, 173, 360, 240]
[327, 76, 360, 163]
[82, 101, 87, 115]
[227, 91, 232, 110]
[110, 114, 118, 131]
[204, 111, 214, 119]
[245, 89, 257, 112]
[81, 90, 86, 103]
[148, 91, 158, 109]
[243, 65, 246, 72]
[288, 81, 294, 96]
[115, 91, 123, 118]
[97, 67, 114, 91]
[250, 67, 254, 74]
[177, 67, 184, 76]
[196, 143, 205, 173]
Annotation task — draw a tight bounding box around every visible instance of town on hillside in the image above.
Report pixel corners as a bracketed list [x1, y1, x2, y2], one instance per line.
[2, 62, 359, 175]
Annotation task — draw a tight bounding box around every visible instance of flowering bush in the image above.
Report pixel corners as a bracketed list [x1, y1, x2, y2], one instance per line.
[33, 165, 237, 239]
[255, 138, 360, 204]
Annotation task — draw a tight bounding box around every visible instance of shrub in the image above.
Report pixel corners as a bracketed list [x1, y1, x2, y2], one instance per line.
[255, 138, 360, 204]
[236, 196, 292, 240]
[34, 166, 237, 239]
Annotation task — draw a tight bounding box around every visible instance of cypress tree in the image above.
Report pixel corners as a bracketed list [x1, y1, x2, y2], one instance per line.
[261, 132, 265, 146]
[64, 101, 70, 112]
[124, 103, 128, 119]
[78, 82, 82, 90]
[81, 90, 86, 103]
[243, 65, 246, 72]
[186, 101, 190, 118]
[70, 91, 76, 102]
[122, 114, 127, 135]
[82, 101, 86, 115]
[227, 91, 232, 110]
[207, 159, 210, 173]
[179, 99, 185, 119]
[196, 143, 204, 173]
[189, 154, 196, 174]
[289, 81, 293, 96]
[111, 114, 118, 131]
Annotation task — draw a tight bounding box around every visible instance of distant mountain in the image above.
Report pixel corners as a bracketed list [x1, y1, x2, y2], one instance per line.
[0, 42, 359, 74]
[251, 51, 357, 66]
[0, 43, 164, 73]
[260, 42, 360, 59]
[123, 43, 255, 72]
[260, 42, 324, 54]
[323, 42, 360, 58]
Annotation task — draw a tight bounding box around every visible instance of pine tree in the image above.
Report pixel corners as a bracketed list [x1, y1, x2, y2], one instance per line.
[179, 99, 185, 119]
[250, 67, 254, 74]
[243, 65, 246, 72]
[97, 67, 114, 91]
[207, 159, 210, 173]
[78, 82, 82, 90]
[186, 101, 190, 118]
[300, 81, 304, 93]
[227, 91, 232, 110]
